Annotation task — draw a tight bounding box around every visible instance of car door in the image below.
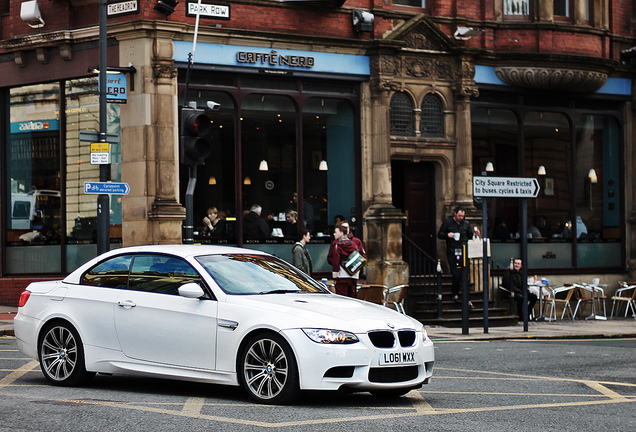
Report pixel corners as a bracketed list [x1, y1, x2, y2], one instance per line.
[113, 253, 218, 370]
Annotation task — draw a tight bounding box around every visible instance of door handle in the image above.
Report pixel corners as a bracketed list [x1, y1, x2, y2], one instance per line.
[117, 300, 136, 309]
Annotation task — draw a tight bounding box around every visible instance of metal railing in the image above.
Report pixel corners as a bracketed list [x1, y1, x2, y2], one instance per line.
[402, 234, 443, 318]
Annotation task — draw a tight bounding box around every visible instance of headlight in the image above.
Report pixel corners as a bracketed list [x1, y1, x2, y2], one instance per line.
[420, 328, 429, 341]
[302, 328, 359, 344]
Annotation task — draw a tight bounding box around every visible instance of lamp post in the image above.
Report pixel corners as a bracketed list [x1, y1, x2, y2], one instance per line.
[96, 0, 109, 255]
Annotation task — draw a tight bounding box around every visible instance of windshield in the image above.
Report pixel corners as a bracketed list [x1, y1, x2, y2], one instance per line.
[195, 254, 329, 295]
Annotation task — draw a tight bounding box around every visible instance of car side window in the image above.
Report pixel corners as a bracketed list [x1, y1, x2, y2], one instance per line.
[81, 254, 133, 288]
[128, 254, 202, 296]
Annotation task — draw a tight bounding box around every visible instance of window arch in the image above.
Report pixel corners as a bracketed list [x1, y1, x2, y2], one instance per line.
[420, 93, 445, 138]
[390, 92, 415, 137]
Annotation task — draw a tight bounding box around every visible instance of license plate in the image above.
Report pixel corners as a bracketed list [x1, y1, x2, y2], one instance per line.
[379, 351, 416, 365]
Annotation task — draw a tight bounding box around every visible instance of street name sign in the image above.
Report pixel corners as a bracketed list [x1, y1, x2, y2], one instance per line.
[473, 176, 540, 198]
[79, 130, 119, 144]
[84, 182, 130, 195]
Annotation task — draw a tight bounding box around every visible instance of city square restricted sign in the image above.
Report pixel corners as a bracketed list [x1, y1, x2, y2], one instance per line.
[473, 176, 540, 198]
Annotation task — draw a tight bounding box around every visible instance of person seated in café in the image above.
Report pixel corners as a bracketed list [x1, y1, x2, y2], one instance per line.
[528, 215, 544, 239]
[502, 258, 538, 320]
[243, 204, 270, 241]
[284, 210, 298, 238]
[491, 217, 511, 241]
[201, 207, 227, 238]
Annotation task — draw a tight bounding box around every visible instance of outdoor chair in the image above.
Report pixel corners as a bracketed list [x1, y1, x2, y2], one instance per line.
[610, 282, 636, 319]
[356, 284, 387, 305]
[572, 284, 596, 319]
[544, 285, 575, 321]
[384, 284, 407, 315]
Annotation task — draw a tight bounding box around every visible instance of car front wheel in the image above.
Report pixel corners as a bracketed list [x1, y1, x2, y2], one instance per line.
[239, 333, 299, 404]
[39, 322, 94, 386]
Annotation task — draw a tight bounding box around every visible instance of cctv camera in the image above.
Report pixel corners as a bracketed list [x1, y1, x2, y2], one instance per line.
[207, 101, 221, 111]
[454, 26, 484, 40]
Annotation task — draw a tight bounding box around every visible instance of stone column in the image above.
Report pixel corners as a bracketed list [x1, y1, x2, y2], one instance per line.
[452, 60, 479, 210]
[363, 76, 408, 288]
[118, 35, 185, 246]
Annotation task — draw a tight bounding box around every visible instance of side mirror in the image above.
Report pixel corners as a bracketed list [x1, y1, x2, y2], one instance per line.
[178, 282, 205, 299]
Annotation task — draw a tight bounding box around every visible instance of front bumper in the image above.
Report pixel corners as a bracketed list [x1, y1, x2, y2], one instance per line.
[282, 328, 435, 391]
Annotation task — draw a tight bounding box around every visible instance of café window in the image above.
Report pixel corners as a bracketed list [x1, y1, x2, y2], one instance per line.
[390, 92, 415, 137]
[180, 74, 359, 272]
[4, 80, 122, 275]
[472, 104, 622, 270]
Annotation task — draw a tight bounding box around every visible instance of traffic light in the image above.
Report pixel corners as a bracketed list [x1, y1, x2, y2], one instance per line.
[154, 0, 178, 15]
[180, 107, 212, 165]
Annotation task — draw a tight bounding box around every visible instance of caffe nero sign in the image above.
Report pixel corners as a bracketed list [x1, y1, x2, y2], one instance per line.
[236, 50, 315, 69]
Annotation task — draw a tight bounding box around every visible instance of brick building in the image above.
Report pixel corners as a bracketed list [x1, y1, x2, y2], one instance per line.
[0, 0, 634, 306]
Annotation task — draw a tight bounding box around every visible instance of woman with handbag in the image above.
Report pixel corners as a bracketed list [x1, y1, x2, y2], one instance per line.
[327, 223, 366, 298]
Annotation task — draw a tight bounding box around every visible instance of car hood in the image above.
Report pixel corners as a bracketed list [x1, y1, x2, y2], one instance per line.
[226, 293, 421, 333]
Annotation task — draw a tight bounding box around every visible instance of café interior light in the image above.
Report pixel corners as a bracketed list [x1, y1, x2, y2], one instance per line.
[588, 168, 598, 183]
[258, 160, 269, 171]
[319, 160, 328, 171]
[485, 161, 494, 172]
[538, 165, 547, 176]
[208, 176, 216, 185]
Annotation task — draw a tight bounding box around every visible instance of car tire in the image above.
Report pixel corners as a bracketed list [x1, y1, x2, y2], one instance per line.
[38, 322, 94, 386]
[239, 332, 299, 404]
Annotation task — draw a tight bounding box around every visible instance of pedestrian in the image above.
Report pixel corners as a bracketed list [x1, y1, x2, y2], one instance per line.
[340, 220, 366, 257]
[292, 229, 313, 275]
[327, 223, 365, 298]
[437, 206, 478, 308]
[502, 258, 538, 320]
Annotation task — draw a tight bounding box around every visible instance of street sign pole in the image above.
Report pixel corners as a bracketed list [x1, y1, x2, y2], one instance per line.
[473, 176, 540, 333]
[482, 197, 489, 334]
[98, 0, 109, 255]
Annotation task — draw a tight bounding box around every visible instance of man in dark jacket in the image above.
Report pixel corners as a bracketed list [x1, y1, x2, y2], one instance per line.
[502, 258, 537, 320]
[437, 206, 478, 306]
[243, 204, 270, 241]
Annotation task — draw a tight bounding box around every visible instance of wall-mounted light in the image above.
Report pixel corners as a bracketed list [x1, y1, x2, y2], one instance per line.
[319, 160, 328, 171]
[20, 0, 45, 28]
[454, 26, 484, 40]
[588, 168, 598, 184]
[538, 165, 547, 176]
[154, 0, 178, 15]
[352, 10, 374, 33]
[259, 160, 269, 171]
[208, 176, 216, 185]
[485, 162, 494, 172]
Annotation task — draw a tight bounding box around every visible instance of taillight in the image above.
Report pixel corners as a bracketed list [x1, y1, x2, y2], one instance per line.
[18, 290, 31, 307]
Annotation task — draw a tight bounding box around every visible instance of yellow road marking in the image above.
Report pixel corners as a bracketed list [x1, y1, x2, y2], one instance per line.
[181, 397, 205, 415]
[0, 360, 39, 389]
[1, 361, 635, 427]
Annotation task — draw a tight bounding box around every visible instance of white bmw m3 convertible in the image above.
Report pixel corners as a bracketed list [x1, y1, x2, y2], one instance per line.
[14, 245, 434, 404]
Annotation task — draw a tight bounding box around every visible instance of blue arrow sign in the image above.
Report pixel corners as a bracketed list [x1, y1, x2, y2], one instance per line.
[84, 182, 130, 195]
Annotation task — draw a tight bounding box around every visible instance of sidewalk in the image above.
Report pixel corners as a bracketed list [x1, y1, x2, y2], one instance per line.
[1, 305, 635, 340]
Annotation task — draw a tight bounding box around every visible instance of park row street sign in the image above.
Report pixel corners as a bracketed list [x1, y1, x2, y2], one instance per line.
[473, 176, 540, 198]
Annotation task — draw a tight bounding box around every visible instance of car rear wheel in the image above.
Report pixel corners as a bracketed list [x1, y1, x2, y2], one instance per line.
[240, 333, 299, 404]
[39, 322, 94, 386]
